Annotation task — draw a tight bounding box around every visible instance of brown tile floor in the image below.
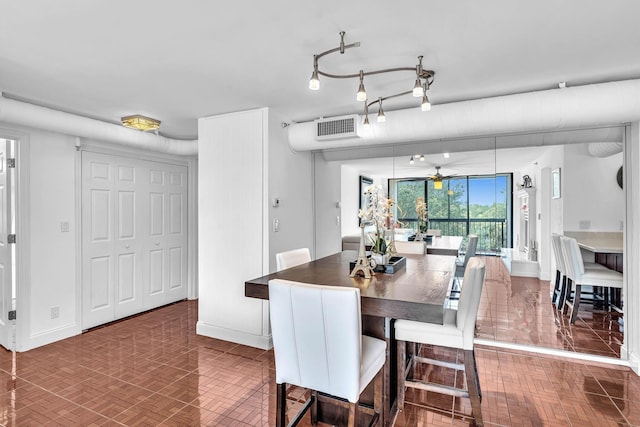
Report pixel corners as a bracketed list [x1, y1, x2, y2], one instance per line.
[476, 257, 625, 359]
[0, 257, 634, 426]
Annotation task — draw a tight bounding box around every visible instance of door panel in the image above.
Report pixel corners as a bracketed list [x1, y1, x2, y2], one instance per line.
[89, 256, 111, 310]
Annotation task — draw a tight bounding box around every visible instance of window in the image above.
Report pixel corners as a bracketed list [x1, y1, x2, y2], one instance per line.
[390, 174, 512, 253]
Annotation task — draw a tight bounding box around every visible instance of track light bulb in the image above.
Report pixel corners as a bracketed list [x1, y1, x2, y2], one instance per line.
[420, 154, 425, 161]
[309, 70, 320, 90]
[413, 79, 424, 97]
[357, 71, 367, 101]
[377, 98, 385, 122]
[409, 156, 414, 165]
[421, 93, 431, 111]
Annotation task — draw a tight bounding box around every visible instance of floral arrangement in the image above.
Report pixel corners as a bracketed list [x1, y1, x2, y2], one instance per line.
[415, 196, 428, 233]
[358, 184, 394, 255]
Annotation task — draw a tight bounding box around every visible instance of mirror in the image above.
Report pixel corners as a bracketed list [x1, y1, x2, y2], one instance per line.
[321, 127, 625, 360]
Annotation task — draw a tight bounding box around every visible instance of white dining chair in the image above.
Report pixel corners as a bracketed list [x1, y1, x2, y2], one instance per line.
[455, 234, 479, 277]
[394, 240, 426, 255]
[560, 236, 623, 324]
[275, 248, 311, 271]
[395, 257, 486, 426]
[269, 279, 386, 427]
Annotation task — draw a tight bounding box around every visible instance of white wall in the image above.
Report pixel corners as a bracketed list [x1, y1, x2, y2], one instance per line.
[197, 108, 314, 350]
[340, 165, 360, 237]
[23, 128, 79, 349]
[563, 144, 624, 232]
[314, 154, 342, 258]
[268, 113, 313, 271]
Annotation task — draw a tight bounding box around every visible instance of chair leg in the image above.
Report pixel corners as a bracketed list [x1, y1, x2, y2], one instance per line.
[557, 276, 566, 310]
[396, 339, 407, 410]
[570, 284, 582, 324]
[347, 401, 357, 427]
[552, 270, 561, 305]
[373, 370, 383, 426]
[276, 382, 287, 427]
[310, 390, 318, 425]
[463, 349, 484, 427]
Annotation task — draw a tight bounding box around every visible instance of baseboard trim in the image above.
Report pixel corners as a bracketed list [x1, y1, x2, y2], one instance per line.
[19, 324, 81, 352]
[475, 338, 630, 368]
[196, 321, 272, 350]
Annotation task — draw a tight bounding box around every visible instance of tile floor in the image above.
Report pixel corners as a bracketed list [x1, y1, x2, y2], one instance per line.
[476, 257, 625, 359]
[0, 256, 634, 426]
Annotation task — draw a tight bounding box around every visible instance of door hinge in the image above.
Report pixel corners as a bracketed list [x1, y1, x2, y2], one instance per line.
[7, 234, 15, 244]
[8, 310, 16, 321]
[6, 158, 15, 168]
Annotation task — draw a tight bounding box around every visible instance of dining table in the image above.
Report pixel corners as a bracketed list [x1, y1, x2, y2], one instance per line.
[245, 250, 457, 426]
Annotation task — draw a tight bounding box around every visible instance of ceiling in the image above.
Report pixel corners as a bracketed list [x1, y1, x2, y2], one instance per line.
[1, 1, 640, 140]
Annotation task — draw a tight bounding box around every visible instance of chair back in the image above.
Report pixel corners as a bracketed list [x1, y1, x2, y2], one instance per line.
[551, 233, 566, 274]
[461, 234, 479, 268]
[560, 236, 585, 282]
[456, 257, 486, 350]
[268, 279, 362, 402]
[426, 229, 442, 237]
[394, 240, 426, 254]
[276, 248, 311, 271]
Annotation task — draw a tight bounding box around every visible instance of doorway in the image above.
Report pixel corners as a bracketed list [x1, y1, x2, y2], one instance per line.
[0, 138, 17, 352]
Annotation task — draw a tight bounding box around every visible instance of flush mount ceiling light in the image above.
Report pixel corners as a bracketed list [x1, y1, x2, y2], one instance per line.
[121, 114, 161, 132]
[309, 31, 435, 126]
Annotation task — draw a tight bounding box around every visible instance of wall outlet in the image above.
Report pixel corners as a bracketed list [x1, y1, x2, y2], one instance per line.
[51, 306, 60, 319]
[579, 220, 591, 230]
[60, 222, 69, 232]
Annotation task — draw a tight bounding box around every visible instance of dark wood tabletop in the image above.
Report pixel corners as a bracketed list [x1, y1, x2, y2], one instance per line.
[245, 250, 456, 324]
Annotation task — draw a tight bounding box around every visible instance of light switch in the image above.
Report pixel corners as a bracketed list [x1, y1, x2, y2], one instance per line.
[60, 222, 70, 232]
[273, 219, 279, 232]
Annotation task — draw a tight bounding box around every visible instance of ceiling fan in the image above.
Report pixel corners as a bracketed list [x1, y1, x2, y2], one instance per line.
[426, 166, 456, 189]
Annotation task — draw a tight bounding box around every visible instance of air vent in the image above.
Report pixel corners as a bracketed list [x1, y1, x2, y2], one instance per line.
[315, 115, 360, 140]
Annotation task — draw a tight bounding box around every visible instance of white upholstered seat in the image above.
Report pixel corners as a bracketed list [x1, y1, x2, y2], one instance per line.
[269, 279, 386, 427]
[395, 257, 486, 426]
[394, 240, 426, 255]
[275, 247, 311, 271]
[560, 236, 622, 324]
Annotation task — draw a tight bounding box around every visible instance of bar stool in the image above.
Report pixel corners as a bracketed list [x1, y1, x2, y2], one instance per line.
[560, 236, 622, 324]
[395, 257, 486, 426]
[269, 279, 386, 427]
[552, 234, 606, 309]
[276, 248, 311, 271]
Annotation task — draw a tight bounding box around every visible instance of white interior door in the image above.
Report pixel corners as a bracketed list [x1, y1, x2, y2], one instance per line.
[82, 152, 187, 329]
[0, 139, 15, 350]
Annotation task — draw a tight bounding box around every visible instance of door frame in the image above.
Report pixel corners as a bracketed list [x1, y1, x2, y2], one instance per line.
[0, 128, 30, 352]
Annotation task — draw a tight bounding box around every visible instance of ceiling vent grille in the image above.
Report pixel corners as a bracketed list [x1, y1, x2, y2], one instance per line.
[315, 115, 360, 140]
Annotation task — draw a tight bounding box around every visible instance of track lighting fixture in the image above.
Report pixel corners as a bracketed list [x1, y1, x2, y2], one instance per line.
[357, 70, 367, 102]
[308, 31, 435, 126]
[409, 156, 414, 165]
[377, 97, 386, 122]
[419, 154, 425, 161]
